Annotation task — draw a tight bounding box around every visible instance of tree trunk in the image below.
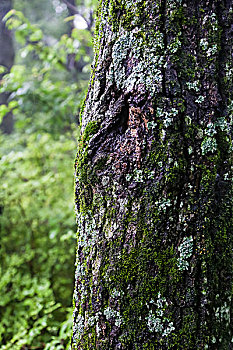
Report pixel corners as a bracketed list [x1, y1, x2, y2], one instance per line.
[0, 0, 14, 134]
[72, 1, 233, 349]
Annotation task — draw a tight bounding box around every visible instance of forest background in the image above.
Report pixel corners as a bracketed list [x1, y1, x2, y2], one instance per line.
[0, 0, 97, 349]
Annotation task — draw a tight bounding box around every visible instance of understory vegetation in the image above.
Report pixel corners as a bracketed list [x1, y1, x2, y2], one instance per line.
[0, 1, 97, 348]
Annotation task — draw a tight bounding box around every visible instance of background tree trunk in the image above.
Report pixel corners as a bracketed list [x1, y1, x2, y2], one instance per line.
[64, 0, 94, 75]
[0, 0, 14, 134]
[72, 1, 233, 349]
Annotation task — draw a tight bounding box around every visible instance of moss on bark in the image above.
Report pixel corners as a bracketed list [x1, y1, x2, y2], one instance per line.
[72, 1, 233, 349]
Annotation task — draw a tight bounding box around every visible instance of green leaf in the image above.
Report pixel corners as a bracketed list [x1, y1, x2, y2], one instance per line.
[0, 105, 9, 121]
[15, 30, 26, 45]
[64, 15, 75, 23]
[0, 65, 7, 74]
[8, 101, 18, 110]
[29, 29, 43, 42]
[2, 9, 16, 22]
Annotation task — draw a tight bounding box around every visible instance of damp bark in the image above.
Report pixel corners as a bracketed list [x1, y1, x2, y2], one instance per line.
[72, 1, 233, 349]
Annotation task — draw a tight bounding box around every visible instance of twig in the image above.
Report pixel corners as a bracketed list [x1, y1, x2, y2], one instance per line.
[60, 0, 89, 28]
[61, 0, 93, 32]
[60, 0, 79, 14]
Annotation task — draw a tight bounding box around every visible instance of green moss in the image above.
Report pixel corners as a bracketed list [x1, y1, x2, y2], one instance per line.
[82, 121, 99, 142]
[90, 194, 184, 347]
[108, 0, 148, 32]
[73, 1, 233, 348]
[75, 121, 99, 213]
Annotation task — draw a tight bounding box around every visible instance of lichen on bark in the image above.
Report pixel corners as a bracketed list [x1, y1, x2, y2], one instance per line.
[72, 1, 233, 349]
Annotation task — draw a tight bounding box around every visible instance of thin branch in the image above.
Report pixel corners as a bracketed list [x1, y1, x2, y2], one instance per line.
[60, 0, 79, 14]
[61, 0, 90, 30]
[60, 0, 90, 29]
[61, 0, 94, 34]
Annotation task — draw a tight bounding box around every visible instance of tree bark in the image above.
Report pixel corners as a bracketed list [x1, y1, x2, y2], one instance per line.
[0, 0, 14, 134]
[72, 1, 233, 349]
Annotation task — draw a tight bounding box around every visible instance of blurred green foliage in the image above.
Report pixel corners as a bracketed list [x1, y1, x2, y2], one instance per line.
[0, 9, 93, 134]
[0, 1, 96, 348]
[0, 131, 76, 349]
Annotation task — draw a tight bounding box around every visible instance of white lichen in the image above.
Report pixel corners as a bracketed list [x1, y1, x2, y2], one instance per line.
[177, 236, 193, 271]
[103, 307, 124, 327]
[201, 137, 217, 155]
[111, 288, 124, 298]
[195, 95, 205, 104]
[74, 211, 99, 304]
[146, 292, 175, 337]
[108, 29, 164, 95]
[72, 315, 84, 342]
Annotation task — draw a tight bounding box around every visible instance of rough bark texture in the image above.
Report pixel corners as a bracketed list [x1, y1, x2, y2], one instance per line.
[0, 0, 14, 134]
[72, 1, 233, 349]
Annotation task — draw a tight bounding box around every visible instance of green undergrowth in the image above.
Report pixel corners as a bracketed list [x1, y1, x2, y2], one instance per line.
[0, 131, 77, 349]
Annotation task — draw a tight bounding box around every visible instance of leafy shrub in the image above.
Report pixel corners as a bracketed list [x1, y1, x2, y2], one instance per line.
[0, 7, 95, 349]
[0, 131, 77, 349]
[0, 9, 93, 134]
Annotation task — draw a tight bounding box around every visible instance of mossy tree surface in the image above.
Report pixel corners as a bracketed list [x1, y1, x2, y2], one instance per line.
[72, 1, 233, 349]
